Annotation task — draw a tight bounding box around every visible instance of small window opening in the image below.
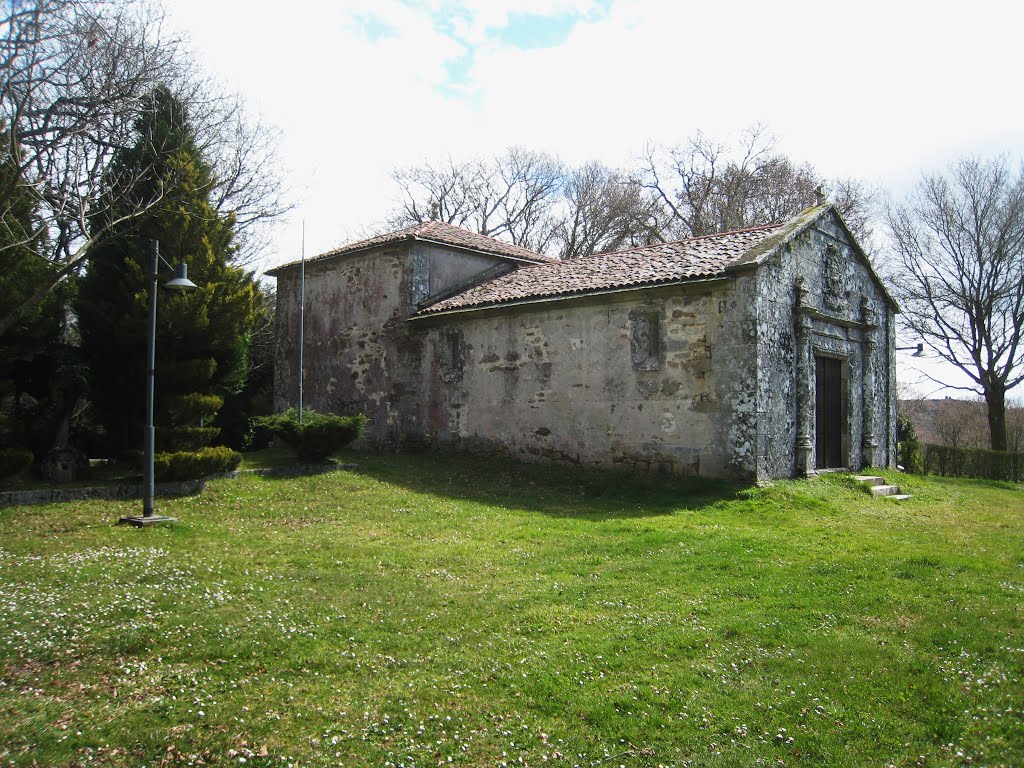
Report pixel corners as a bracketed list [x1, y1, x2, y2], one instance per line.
[440, 331, 464, 382]
[447, 333, 463, 370]
[646, 314, 660, 360]
[630, 308, 663, 371]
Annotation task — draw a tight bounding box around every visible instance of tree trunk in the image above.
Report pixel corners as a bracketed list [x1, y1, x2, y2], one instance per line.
[984, 382, 1008, 451]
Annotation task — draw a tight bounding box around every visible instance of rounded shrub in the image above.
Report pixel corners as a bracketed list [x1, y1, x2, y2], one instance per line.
[254, 409, 367, 461]
[153, 446, 242, 481]
[165, 426, 221, 451]
[169, 394, 224, 424]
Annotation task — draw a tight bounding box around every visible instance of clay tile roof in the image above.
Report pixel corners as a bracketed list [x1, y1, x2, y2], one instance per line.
[267, 220, 556, 274]
[418, 223, 784, 314]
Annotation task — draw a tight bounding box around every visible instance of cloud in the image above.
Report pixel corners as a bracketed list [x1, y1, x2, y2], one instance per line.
[348, 12, 400, 43]
[424, 0, 607, 46]
[165, 0, 1024, 269]
[497, 11, 584, 51]
[455, 0, 1023, 176]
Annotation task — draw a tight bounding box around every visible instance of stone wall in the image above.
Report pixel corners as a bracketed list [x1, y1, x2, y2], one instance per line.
[411, 243, 515, 307]
[0, 479, 205, 507]
[752, 210, 896, 476]
[275, 247, 406, 441]
[412, 280, 757, 479]
[274, 245, 511, 446]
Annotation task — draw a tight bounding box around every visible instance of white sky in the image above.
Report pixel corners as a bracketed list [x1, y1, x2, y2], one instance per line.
[164, 0, 1023, 396]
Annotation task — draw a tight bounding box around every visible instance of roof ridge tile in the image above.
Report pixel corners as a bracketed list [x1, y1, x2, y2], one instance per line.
[268, 220, 556, 274]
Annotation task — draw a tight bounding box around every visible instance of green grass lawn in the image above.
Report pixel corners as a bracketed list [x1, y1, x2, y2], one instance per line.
[1, 454, 1021, 767]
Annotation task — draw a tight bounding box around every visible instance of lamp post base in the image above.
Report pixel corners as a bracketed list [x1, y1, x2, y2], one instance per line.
[118, 514, 178, 527]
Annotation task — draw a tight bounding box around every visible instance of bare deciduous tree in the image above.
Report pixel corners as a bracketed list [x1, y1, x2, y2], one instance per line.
[390, 150, 663, 260]
[391, 147, 564, 253]
[390, 130, 879, 261]
[888, 156, 1024, 451]
[829, 176, 881, 253]
[490, 148, 562, 253]
[638, 125, 880, 247]
[931, 399, 989, 449]
[1, 0, 181, 334]
[182, 81, 291, 264]
[390, 156, 479, 229]
[0, 0, 289, 336]
[555, 161, 662, 259]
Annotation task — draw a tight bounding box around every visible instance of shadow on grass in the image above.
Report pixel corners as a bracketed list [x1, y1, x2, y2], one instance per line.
[305, 447, 748, 520]
[0, 460, 140, 493]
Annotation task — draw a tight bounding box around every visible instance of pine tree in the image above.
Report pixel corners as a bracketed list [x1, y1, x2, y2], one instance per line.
[76, 87, 257, 454]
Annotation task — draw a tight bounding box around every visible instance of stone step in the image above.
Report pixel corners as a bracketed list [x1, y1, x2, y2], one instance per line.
[870, 484, 902, 496]
[853, 474, 912, 501]
[853, 475, 886, 486]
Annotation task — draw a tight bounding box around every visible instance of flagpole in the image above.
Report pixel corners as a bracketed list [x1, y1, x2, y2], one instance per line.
[298, 220, 305, 424]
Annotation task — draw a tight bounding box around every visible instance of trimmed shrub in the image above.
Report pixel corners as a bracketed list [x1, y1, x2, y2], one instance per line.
[921, 443, 1024, 482]
[0, 448, 33, 480]
[168, 394, 224, 424]
[153, 446, 241, 481]
[165, 426, 221, 451]
[254, 409, 367, 461]
[162, 391, 224, 452]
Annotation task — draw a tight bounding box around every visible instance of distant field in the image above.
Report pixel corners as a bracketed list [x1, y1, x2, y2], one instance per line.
[1, 454, 1021, 767]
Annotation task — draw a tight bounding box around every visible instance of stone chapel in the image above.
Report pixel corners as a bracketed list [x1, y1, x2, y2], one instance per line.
[269, 204, 898, 481]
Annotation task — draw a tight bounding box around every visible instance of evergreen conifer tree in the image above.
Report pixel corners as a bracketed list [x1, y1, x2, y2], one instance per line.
[77, 87, 256, 453]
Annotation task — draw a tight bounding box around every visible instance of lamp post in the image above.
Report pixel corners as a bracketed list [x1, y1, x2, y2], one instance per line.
[119, 240, 197, 527]
[893, 343, 926, 468]
[897, 343, 925, 356]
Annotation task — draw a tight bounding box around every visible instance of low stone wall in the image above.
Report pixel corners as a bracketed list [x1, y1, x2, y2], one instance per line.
[0, 463, 357, 507]
[231, 462, 358, 479]
[0, 479, 206, 507]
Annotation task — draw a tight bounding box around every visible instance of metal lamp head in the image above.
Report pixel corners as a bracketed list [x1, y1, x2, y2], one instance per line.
[165, 262, 197, 291]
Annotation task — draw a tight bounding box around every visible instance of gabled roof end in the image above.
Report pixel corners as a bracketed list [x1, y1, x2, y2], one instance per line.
[266, 220, 556, 276]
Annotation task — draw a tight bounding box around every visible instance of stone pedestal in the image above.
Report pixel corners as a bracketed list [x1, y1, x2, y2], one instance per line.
[39, 447, 89, 483]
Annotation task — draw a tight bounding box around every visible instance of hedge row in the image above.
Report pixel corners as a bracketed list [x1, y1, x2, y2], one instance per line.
[921, 443, 1024, 482]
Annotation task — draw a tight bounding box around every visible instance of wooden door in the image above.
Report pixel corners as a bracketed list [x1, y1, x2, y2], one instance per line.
[815, 356, 843, 469]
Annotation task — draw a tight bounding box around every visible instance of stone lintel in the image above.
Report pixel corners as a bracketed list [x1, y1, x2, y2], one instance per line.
[797, 305, 876, 331]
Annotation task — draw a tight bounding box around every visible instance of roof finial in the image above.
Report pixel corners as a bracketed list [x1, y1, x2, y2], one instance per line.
[814, 185, 826, 206]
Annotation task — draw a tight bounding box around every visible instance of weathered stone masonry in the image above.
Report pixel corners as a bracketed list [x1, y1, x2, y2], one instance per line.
[411, 283, 753, 477]
[270, 207, 898, 482]
[751, 218, 896, 478]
